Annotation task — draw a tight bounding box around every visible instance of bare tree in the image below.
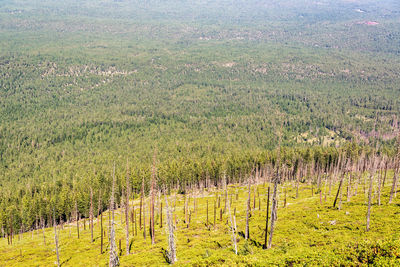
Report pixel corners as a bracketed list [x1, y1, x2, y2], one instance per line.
[90, 187, 94, 243]
[100, 211, 103, 254]
[268, 127, 282, 249]
[75, 200, 79, 239]
[125, 160, 130, 255]
[53, 209, 60, 267]
[224, 176, 228, 213]
[164, 190, 177, 264]
[295, 161, 301, 199]
[109, 163, 119, 267]
[150, 151, 157, 245]
[263, 186, 270, 249]
[40, 215, 45, 246]
[225, 175, 237, 254]
[97, 189, 102, 223]
[143, 197, 146, 240]
[377, 158, 384, 205]
[245, 173, 251, 240]
[366, 156, 378, 231]
[333, 167, 345, 208]
[213, 199, 216, 230]
[268, 174, 278, 249]
[389, 135, 400, 203]
[206, 200, 209, 226]
[140, 176, 144, 229]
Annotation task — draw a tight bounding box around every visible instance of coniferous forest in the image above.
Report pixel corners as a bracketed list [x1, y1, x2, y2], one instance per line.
[1, 0, 400, 265]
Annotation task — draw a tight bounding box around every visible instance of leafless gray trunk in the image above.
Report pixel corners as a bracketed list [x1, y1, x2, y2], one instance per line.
[41, 216, 45, 246]
[268, 125, 282, 249]
[389, 169, 399, 204]
[140, 177, 144, 229]
[125, 160, 130, 255]
[366, 157, 377, 232]
[268, 179, 278, 249]
[101, 211, 103, 254]
[53, 209, 60, 267]
[377, 159, 383, 205]
[90, 187, 94, 243]
[338, 178, 343, 210]
[97, 189, 102, 221]
[223, 174, 237, 254]
[75, 200, 79, 239]
[143, 197, 146, 240]
[109, 163, 120, 267]
[164, 192, 177, 264]
[263, 186, 270, 249]
[150, 152, 156, 245]
[245, 174, 251, 239]
[389, 135, 400, 203]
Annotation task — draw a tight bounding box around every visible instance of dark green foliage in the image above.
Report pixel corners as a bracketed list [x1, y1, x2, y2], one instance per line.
[0, 0, 399, 237]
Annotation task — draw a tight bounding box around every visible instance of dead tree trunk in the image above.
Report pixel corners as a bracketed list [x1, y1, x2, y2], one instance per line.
[109, 163, 120, 267]
[389, 169, 399, 204]
[268, 134, 281, 249]
[41, 216, 45, 246]
[382, 159, 388, 187]
[206, 200, 209, 226]
[101, 211, 103, 254]
[125, 160, 130, 255]
[184, 195, 188, 226]
[90, 187, 94, 243]
[150, 152, 157, 245]
[225, 178, 237, 254]
[75, 200, 79, 239]
[268, 179, 278, 249]
[347, 171, 352, 202]
[338, 177, 343, 210]
[296, 163, 300, 199]
[97, 189, 102, 225]
[213, 199, 216, 229]
[160, 201, 163, 228]
[224, 175, 228, 213]
[140, 177, 144, 230]
[134, 209, 137, 236]
[53, 209, 60, 267]
[164, 192, 177, 264]
[263, 186, 270, 249]
[253, 183, 256, 210]
[389, 135, 400, 203]
[143, 199, 146, 240]
[366, 157, 377, 232]
[377, 159, 383, 205]
[333, 175, 344, 208]
[245, 175, 251, 240]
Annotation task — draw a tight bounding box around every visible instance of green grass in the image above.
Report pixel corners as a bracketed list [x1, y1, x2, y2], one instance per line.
[1, 178, 400, 266]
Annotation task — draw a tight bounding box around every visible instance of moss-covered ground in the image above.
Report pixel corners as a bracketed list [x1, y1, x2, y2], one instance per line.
[1, 176, 400, 266]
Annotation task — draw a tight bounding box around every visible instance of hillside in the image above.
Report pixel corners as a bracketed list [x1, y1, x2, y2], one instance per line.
[1, 177, 400, 266]
[1, 0, 400, 265]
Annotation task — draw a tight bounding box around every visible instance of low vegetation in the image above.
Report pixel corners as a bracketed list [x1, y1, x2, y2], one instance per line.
[1, 153, 399, 265]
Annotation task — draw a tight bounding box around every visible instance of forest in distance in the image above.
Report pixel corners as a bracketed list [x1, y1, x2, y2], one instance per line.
[1, 0, 400, 265]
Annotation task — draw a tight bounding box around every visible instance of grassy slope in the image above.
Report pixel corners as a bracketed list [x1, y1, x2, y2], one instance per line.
[1, 174, 400, 266]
